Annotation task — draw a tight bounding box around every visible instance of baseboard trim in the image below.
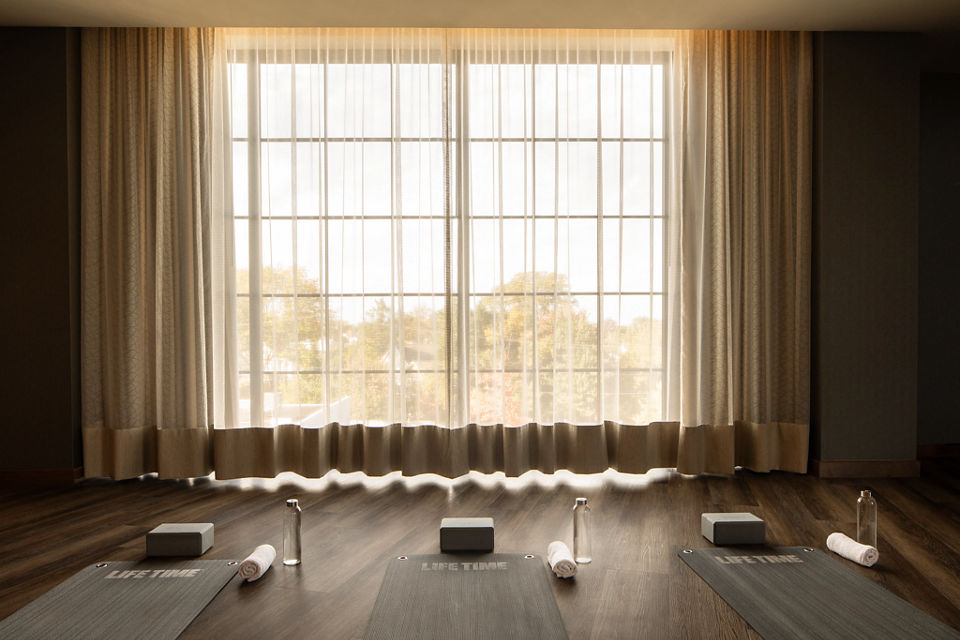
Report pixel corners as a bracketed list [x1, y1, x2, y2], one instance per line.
[0, 466, 83, 488]
[918, 443, 960, 459]
[810, 459, 921, 478]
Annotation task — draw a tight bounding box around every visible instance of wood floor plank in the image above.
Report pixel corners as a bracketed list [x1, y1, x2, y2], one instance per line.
[1, 465, 958, 639]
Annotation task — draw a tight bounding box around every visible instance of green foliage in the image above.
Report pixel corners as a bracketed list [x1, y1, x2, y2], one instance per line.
[238, 267, 661, 426]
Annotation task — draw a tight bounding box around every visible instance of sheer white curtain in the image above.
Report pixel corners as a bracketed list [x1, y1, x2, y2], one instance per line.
[80, 28, 235, 479]
[221, 28, 668, 430]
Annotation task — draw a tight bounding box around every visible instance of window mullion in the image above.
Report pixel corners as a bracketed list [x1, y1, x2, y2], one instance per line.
[595, 39, 605, 424]
[442, 36, 454, 428]
[660, 57, 670, 420]
[390, 36, 405, 424]
[322, 38, 332, 423]
[247, 53, 264, 428]
[456, 45, 471, 428]
[290, 44, 300, 414]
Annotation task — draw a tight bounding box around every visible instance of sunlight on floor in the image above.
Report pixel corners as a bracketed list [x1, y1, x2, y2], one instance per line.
[204, 466, 684, 495]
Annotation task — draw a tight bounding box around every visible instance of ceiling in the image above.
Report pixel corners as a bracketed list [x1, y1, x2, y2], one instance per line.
[1, 0, 959, 30]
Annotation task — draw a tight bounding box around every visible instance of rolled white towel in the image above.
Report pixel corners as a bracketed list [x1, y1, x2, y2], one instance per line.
[238, 544, 277, 581]
[547, 540, 577, 579]
[827, 532, 879, 567]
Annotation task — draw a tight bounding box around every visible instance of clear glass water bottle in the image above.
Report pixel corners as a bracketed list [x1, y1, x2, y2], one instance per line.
[283, 498, 302, 565]
[573, 497, 592, 564]
[856, 489, 878, 549]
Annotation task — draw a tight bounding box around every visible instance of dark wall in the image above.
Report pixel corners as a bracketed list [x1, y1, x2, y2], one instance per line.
[918, 71, 960, 446]
[812, 32, 920, 462]
[0, 28, 81, 471]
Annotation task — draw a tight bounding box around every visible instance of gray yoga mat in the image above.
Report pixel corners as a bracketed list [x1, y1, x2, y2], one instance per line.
[364, 553, 568, 640]
[679, 546, 960, 640]
[0, 559, 238, 640]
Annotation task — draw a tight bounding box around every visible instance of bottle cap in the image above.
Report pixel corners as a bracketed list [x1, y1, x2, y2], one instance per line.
[860, 490, 871, 498]
[576, 497, 588, 505]
[287, 498, 299, 506]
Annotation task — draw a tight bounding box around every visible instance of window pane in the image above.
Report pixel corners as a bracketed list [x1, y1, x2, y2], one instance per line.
[652, 65, 664, 139]
[235, 219, 249, 294]
[556, 63, 598, 138]
[364, 220, 392, 293]
[603, 293, 654, 325]
[468, 63, 494, 139]
[469, 372, 529, 425]
[572, 372, 600, 423]
[296, 219, 321, 286]
[599, 63, 622, 138]
[623, 64, 653, 139]
[534, 142, 556, 215]
[296, 142, 321, 216]
[603, 141, 663, 215]
[469, 218, 497, 294]
[261, 141, 293, 215]
[564, 218, 597, 292]
[399, 63, 445, 139]
[653, 218, 663, 292]
[400, 295, 445, 370]
[271, 373, 301, 423]
[572, 294, 599, 369]
[400, 141, 444, 216]
[326, 64, 391, 138]
[326, 142, 391, 216]
[260, 63, 292, 139]
[603, 218, 652, 293]
[328, 220, 361, 294]
[533, 64, 556, 138]
[261, 219, 294, 293]
[534, 142, 597, 216]
[230, 63, 248, 139]
[469, 142, 495, 214]
[402, 219, 445, 294]
[232, 142, 248, 216]
[501, 219, 530, 292]
[296, 296, 325, 372]
[469, 63, 530, 139]
[261, 297, 298, 372]
[238, 298, 250, 371]
[653, 141, 663, 216]
[295, 63, 323, 137]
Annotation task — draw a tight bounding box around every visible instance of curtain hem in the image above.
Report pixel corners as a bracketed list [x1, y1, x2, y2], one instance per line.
[83, 421, 808, 480]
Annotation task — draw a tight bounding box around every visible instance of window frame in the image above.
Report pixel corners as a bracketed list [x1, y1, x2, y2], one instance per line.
[230, 43, 671, 428]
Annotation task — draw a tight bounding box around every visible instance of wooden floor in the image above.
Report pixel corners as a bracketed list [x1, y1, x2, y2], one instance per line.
[1, 461, 959, 639]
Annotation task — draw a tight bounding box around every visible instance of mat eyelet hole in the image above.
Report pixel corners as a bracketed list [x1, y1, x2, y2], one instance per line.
[682, 549, 693, 554]
[524, 554, 535, 559]
[802, 547, 814, 552]
[96, 563, 108, 568]
[397, 556, 407, 560]
[227, 561, 238, 565]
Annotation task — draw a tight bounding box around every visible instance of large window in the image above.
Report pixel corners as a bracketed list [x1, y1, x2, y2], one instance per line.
[229, 36, 667, 429]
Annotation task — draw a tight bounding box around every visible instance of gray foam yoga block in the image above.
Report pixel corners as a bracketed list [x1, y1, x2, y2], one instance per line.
[146, 523, 215, 557]
[440, 517, 494, 552]
[701, 513, 765, 545]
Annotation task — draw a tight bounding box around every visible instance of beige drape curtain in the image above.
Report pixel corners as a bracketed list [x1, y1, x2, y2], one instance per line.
[80, 28, 236, 479]
[666, 31, 812, 473]
[80, 28, 810, 480]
